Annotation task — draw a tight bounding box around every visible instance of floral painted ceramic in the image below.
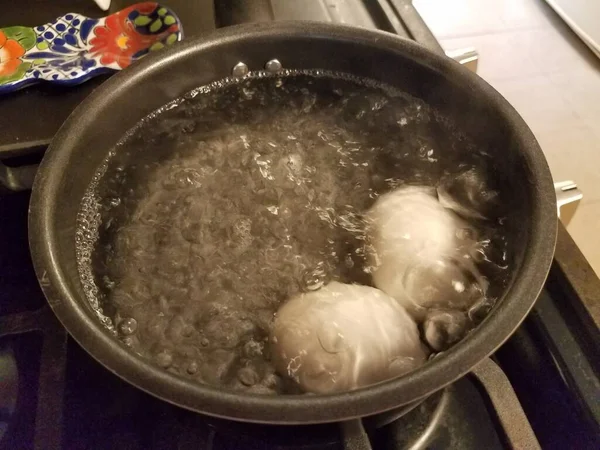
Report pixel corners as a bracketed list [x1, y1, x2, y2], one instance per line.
[0, 2, 182, 93]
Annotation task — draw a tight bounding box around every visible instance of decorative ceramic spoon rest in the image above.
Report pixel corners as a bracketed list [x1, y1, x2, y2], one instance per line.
[0, 2, 182, 93]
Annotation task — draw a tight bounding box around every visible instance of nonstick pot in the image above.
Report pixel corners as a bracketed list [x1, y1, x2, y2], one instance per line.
[28, 22, 556, 426]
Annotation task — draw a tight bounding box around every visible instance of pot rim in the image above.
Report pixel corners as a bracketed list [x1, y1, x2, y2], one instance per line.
[28, 21, 557, 424]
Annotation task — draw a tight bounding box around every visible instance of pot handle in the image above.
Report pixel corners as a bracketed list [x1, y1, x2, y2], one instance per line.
[0, 161, 39, 192]
[339, 419, 372, 450]
[471, 358, 541, 450]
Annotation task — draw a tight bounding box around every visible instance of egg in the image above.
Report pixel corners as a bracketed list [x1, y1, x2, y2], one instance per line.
[270, 282, 427, 394]
[366, 187, 485, 320]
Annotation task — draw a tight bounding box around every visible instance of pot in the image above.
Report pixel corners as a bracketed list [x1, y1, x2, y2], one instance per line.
[28, 22, 556, 428]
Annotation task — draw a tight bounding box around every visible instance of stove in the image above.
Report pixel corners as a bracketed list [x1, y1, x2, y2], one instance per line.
[1, 1, 599, 449]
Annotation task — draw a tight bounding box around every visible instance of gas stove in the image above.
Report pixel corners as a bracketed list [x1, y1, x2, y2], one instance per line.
[1, 1, 599, 449]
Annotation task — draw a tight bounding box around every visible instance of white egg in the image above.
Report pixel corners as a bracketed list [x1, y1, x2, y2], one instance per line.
[270, 282, 427, 394]
[366, 187, 485, 319]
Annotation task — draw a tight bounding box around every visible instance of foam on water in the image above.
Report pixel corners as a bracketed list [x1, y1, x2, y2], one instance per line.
[76, 70, 510, 394]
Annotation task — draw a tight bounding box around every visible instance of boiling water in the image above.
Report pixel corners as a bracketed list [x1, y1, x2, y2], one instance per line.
[76, 71, 509, 394]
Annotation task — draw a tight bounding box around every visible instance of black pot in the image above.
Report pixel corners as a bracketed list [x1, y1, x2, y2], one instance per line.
[28, 22, 556, 425]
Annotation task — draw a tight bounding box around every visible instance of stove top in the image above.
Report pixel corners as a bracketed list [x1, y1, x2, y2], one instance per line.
[1, 1, 600, 449]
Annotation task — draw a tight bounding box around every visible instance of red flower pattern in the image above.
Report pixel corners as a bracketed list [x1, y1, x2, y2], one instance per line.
[0, 29, 26, 77]
[89, 2, 174, 69]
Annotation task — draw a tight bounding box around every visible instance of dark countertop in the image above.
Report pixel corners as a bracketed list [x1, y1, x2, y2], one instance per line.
[0, 0, 215, 157]
[553, 221, 600, 339]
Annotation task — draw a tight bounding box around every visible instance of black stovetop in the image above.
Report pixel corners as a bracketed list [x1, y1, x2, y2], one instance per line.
[1, 1, 600, 450]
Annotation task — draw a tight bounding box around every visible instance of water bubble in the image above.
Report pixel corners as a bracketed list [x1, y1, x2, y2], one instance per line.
[187, 360, 199, 374]
[423, 310, 469, 351]
[238, 367, 260, 386]
[118, 317, 138, 335]
[156, 350, 173, 368]
[122, 336, 135, 347]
